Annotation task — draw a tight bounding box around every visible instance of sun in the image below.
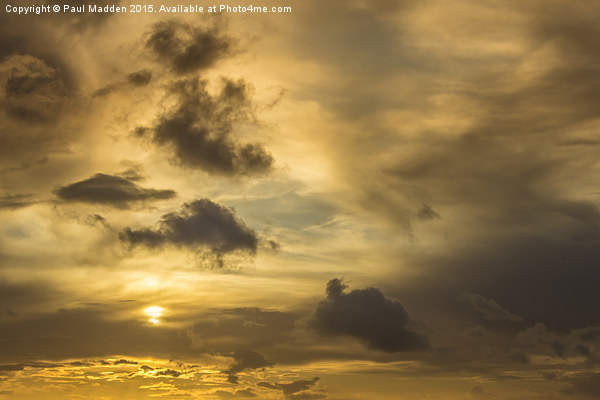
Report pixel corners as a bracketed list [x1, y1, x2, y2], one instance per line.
[144, 306, 164, 325]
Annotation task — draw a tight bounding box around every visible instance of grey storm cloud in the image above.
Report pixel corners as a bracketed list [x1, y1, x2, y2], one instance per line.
[311, 279, 430, 352]
[54, 173, 175, 207]
[342, 2, 600, 337]
[146, 20, 233, 74]
[137, 77, 273, 176]
[119, 198, 258, 255]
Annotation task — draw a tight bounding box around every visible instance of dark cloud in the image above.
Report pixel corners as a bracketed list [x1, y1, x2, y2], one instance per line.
[0, 280, 58, 312]
[120, 198, 258, 257]
[352, 2, 600, 338]
[146, 21, 233, 74]
[399, 237, 600, 332]
[311, 279, 430, 352]
[0, 365, 24, 372]
[55, 173, 175, 207]
[469, 385, 496, 400]
[127, 69, 152, 86]
[280, 378, 320, 397]
[93, 69, 153, 97]
[113, 359, 137, 365]
[0, 157, 47, 175]
[458, 292, 522, 323]
[224, 350, 272, 384]
[515, 323, 600, 361]
[137, 77, 273, 176]
[566, 373, 600, 398]
[92, 83, 119, 98]
[417, 203, 440, 220]
[224, 350, 273, 375]
[0, 194, 37, 209]
[155, 369, 183, 377]
[258, 377, 322, 399]
[0, 54, 68, 124]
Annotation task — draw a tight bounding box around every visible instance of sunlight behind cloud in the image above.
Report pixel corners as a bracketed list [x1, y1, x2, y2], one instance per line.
[144, 306, 164, 325]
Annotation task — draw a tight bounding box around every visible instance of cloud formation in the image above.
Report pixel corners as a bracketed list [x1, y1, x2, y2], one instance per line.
[93, 69, 153, 97]
[458, 292, 522, 323]
[311, 279, 429, 352]
[120, 198, 258, 255]
[258, 377, 322, 399]
[55, 173, 175, 207]
[146, 21, 233, 74]
[224, 350, 273, 384]
[0, 54, 67, 124]
[0, 194, 37, 209]
[137, 77, 273, 176]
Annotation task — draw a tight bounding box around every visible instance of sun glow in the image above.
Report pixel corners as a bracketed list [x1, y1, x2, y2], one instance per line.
[144, 306, 164, 325]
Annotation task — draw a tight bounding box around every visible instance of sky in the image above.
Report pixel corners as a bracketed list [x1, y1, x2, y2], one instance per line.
[1, 0, 600, 399]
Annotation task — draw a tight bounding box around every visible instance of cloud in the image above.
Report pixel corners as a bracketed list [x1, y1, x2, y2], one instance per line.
[280, 378, 320, 397]
[0, 194, 37, 209]
[458, 292, 522, 322]
[258, 377, 322, 399]
[0, 306, 191, 362]
[120, 198, 258, 256]
[224, 350, 273, 374]
[113, 359, 138, 365]
[137, 77, 273, 176]
[145, 21, 233, 74]
[154, 369, 183, 377]
[311, 279, 430, 352]
[93, 69, 153, 97]
[54, 173, 175, 207]
[566, 373, 600, 399]
[224, 350, 273, 384]
[215, 389, 257, 399]
[188, 307, 297, 349]
[0, 53, 75, 168]
[0, 54, 67, 124]
[469, 385, 496, 400]
[127, 69, 152, 86]
[417, 203, 440, 220]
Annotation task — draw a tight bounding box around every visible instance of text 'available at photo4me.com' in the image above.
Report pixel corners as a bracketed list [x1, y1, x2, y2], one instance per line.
[5, 2, 293, 15]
